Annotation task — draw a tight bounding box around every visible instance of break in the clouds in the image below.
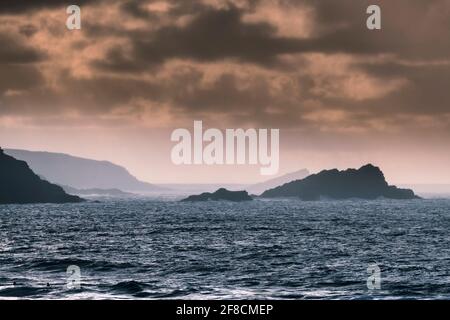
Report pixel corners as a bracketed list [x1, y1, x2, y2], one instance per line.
[0, 0, 449, 133]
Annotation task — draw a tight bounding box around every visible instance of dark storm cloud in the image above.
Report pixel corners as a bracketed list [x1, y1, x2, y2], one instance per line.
[0, 34, 44, 64]
[304, 0, 450, 60]
[0, 0, 449, 130]
[0, 73, 158, 117]
[0, 33, 45, 95]
[0, 64, 44, 95]
[0, 0, 102, 14]
[94, 6, 302, 71]
[93, 0, 450, 74]
[18, 24, 38, 37]
[356, 62, 450, 115]
[120, 1, 160, 20]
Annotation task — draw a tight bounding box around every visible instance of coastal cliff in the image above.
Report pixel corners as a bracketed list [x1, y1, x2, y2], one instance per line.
[0, 147, 83, 204]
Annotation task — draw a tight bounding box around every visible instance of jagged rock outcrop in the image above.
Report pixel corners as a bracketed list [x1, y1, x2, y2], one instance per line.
[0, 148, 83, 204]
[261, 164, 419, 200]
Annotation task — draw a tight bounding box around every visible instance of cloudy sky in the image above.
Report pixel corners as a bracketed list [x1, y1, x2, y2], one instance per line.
[0, 0, 449, 184]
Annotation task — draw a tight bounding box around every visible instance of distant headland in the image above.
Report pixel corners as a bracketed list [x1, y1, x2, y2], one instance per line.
[0, 147, 83, 204]
[4, 148, 165, 192]
[261, 164, 419, 200]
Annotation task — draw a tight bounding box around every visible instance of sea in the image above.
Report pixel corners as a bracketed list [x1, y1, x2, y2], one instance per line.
[0, 198, 449, 300]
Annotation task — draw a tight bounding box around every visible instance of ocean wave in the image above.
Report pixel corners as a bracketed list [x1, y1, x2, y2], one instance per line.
[0, 286, 49, 298]
[20, 258, 137, 272]
[0, 198, 449, 299]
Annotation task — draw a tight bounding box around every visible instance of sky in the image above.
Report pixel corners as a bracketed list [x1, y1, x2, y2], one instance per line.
[0, 0, 450, 184]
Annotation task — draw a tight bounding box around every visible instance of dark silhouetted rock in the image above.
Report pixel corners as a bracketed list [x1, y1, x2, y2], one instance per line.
[181, 188, 253, 202]
[0, 147, 83, 204]
[261, 164, 419, 200]
[246, 169, 310, 195]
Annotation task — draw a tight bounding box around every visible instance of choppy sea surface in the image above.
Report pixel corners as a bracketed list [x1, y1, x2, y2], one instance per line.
[0, 198, 449, 300]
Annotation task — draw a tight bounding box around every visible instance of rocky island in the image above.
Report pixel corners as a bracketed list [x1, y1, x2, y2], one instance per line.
[0, 147, 83, 204]
[261, 164, 419, 200]
[181, 188, 253, 202]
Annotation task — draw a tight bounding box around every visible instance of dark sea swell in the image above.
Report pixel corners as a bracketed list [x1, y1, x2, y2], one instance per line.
[0, 199, 449, 299]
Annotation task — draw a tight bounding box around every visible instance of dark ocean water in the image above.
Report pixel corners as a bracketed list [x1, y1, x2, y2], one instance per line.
[0, 198, 449, 300]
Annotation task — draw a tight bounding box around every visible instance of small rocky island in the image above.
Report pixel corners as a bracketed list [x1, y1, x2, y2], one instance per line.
[261, 164, 419, 200]
[0, 147, 83, 204]
[181, 188, 253, 202]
